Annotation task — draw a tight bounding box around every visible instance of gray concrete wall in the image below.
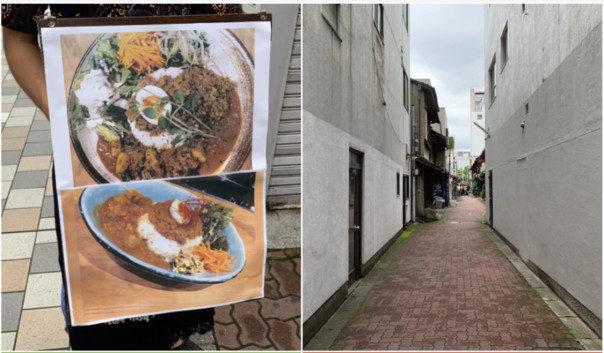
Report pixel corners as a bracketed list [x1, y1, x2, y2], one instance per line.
[303, 4, 410, 321]
[485, 4, 602, 321]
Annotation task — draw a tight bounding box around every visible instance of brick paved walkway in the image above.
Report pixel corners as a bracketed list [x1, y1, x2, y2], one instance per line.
[214, 249, 301, 350]
[330, 196, 582, 350]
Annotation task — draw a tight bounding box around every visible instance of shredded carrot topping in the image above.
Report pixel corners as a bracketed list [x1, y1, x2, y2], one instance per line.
[192, 241, 236, 273]
[116, 32, 165, 74]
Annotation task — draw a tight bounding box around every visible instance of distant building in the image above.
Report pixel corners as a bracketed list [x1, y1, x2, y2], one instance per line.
[410, 79, 448, 216]
[455, 149, 471, 171]
[485, 4, 601, 334]
[470, 89, 486, 159]
[303, 4, 411, 345]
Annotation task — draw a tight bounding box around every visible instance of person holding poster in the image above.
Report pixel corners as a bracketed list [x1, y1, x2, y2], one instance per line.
[2, 4, 255, 350]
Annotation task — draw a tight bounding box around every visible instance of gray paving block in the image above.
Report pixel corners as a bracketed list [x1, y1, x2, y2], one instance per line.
[26, 130, 52, 143]
[22, 142, 53, 156]
[30, 120, 50, 131]
[13, 99, 36, 108]
[41, 196, 55, 218]
[17, 90, 31, 100]
[11, 170, 49, 189]
[1, 87, 20, 95]
[2, 198, 6, 212]
[30, 243, 61, 274]
[2, 151, 21, 165]
[1, 292, 24, 332]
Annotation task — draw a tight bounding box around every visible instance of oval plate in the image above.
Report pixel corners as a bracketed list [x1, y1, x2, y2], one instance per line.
[78, 181, 246, 284]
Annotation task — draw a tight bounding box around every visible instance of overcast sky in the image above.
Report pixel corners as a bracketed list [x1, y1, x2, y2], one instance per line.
[410, 4, 484, 151]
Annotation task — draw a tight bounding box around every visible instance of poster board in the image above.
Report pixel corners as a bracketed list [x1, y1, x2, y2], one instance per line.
[40, 14, 271, 326]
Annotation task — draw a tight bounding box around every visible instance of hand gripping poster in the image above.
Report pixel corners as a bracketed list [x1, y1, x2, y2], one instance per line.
[40, 14, 271, 325]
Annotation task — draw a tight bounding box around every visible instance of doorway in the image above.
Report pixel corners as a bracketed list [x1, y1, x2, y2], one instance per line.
[488, 170, 493, 225]
[348, 150, 363, 287]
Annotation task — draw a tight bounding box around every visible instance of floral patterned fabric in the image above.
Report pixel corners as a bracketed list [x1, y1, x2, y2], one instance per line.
[2, 4, 241, 34]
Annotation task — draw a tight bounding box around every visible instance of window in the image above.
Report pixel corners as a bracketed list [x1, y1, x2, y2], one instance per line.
[374, 4, 384, 38]
[403, 69, 409, 112]
[474, 96, 483, 111]
[477, 114, 483, 120]
[322, 4, 339, 35]
[396, 172, 401, 196]
[488, 56, 497, 105]
[500, 23, 508, 70]
[403, 175, 410, 200]
[402, 4, 409, 30]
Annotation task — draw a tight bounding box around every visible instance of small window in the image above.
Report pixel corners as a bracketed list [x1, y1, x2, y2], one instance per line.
[488, 56, 497, 105]
[403, 175, 410, 200]
[396, 172, 401, 196]
[322, 4, 339, 35]
[500, 23, 508, 70]
[374, 4, 384, 38]
[477, 114, 483, 120]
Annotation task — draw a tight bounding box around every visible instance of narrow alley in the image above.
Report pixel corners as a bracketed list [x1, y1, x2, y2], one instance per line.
[308, 196, 595, 350]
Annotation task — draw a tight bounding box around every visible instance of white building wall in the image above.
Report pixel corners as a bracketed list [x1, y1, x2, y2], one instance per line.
[303, 4, 410, 322]
[484, 4, 602, 327]
[470, 90, 486, 158]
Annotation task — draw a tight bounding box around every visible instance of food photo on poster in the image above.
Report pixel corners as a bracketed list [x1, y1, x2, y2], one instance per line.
[59, 171, 265, 325]
[41, 18, 270, 189]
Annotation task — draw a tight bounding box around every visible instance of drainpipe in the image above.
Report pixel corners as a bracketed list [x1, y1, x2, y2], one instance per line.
[410, 104, 416, 223]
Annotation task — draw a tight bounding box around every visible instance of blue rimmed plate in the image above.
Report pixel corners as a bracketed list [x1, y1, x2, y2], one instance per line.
[78, 181, 246, 284]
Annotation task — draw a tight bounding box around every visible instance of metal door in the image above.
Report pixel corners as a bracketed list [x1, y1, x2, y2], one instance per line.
[348, 150, 363, 286]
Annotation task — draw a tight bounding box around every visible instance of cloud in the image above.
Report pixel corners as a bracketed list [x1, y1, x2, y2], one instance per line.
[410, 4, 484, 150]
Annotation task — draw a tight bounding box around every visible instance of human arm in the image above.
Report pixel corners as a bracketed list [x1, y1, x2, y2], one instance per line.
[3, 26, 49, 118]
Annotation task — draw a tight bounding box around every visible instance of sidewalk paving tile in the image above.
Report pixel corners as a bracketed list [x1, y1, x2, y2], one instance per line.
[2, 165, 17, 181]
[13, 99, 36, 108]
[1, 292, 24, 331]
[17, 155, 52, 172]
[33, 110, 47, 121]
[1, 208, 41, 232]
[15, 307, 69, 351]
[5, 188, 45, 209]
[1, 232, 36, 261]
[45, 177, 54, 196]
[29, 243, 61, 274]
[11, 171, 48, 189]
[5, 115, 33, 128]
[10, 107, 36, 117]
[41, 196, 55, 218]
[30, 120, 50, 131]
[2, 103, 13, 112]
[2, 151, 21, 165]
[2, 87, 20, 95]
[2, 137, 26, 151]
[22, 141, 53, 156]
[2, 126, 29, 138]
[2, 94, 17, 103]
[2, 259, 30, 292]
[26, 130, 52, 143]
[2, 332, 16, 351]
[38, 218, 56, 231]
[2, 181, 11, 199]
[23, 272, 62, 309]
[267, 319, 299, 350]
[36, 230, 58, 244]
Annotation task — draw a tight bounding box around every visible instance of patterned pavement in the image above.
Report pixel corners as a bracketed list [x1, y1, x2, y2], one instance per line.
[1, 44, 300, 350]
[329, 196, 584, 351]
